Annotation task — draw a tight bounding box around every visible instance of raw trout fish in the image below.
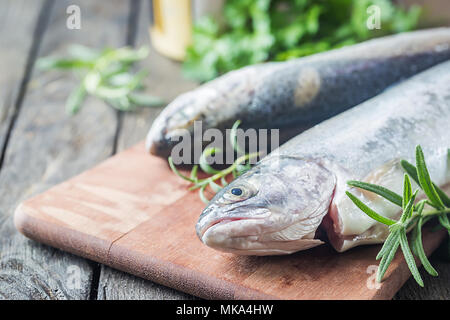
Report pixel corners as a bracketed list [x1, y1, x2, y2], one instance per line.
[196, 61, 450, 256]
[147, 28, 450, 158]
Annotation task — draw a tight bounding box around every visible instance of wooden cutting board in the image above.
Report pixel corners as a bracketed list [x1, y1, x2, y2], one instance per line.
[14, 142, 446, 299]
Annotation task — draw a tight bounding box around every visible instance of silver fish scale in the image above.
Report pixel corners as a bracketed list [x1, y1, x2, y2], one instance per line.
[273, 61, 450, 183]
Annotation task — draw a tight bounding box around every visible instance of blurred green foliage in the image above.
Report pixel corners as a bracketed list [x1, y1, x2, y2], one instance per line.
[183, 0, 421, 81]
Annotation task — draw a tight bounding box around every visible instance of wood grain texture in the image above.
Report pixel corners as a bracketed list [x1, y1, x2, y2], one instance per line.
[97, 265, 194, 300]
[0, 0, 131, 299]
[96, 0, 198, 300]
[0, 0, 46, 164]
[115, 0, 198, 153]
[14, 142, 448, 300]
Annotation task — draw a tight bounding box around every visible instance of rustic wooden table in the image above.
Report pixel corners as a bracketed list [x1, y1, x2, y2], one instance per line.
[0, 0, 449, 300]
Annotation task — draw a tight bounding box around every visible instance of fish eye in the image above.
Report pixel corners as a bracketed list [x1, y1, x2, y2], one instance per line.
[231, 188, 243, 196]
[219, 184, 257, 204]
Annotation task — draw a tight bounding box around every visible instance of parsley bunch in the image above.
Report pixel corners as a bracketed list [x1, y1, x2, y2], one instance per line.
[184, 0, 421, 81]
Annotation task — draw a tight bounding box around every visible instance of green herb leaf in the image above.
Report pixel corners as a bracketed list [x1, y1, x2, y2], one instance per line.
[190, 165, 199, 183]
[128, 92, 165, 108]
[436, 186, 450, 208]
[411, 220, 420, 257]
[83, 71, 102, 93]
[95, 86, 132, 100]
[402, 159, 450, 208]
[199, 185, 209, 204]
[36, 57, 94, 70]
[415, 145, 445, 209]
[108, 72, 136, 86]
[220, 176, 228, 187]
[400, 159, 419, 183]
[415, 199, 426, 215]
[107, 97, 133, 111]
[65, 83, 87, 114]
[413, 216, 438, 277]
[209, 181, 223, 193]
[230, 120, 243, 154]
[236, 163, 251, 175]
[199, 148, 222, 174]
[347, 180, 402, 207]
[377, 230, 401, 282]
[438, 214, 450, 232]
[345, 191, 397, 226]
[400, 189, 417, 223]
[376, 230, 400, 260]
[38, 45, 155, 115]
[403, 174, 412, 210]
[399, 229, 424, 287]
[94, 70, 148, 100]
[112, 46, 149, 63]
[168, 157, 196, 183]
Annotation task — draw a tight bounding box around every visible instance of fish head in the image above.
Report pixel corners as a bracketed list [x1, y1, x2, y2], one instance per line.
[145, 89, 213, 158]
[196, 156, 336, 255]
[146, 65, 267, 158]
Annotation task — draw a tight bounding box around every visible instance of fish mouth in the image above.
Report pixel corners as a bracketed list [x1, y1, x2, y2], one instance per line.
[146, 125, 182, 158]
[146, 120, 194, 157]
[147, 138, 172, 158]
[199, 217, 325, 255]
[145, 116, 168, 156]
[196, 206, 271, 241]
[199, 215, 274, 252]
[197, 217, 251, 239]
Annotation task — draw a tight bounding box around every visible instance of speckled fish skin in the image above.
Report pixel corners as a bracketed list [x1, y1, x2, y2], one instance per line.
[147, 28, 450, 158]
[196, 61, 450, 256]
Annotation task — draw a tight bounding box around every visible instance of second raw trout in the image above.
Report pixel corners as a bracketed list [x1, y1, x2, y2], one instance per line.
[146, 28, 450, 158]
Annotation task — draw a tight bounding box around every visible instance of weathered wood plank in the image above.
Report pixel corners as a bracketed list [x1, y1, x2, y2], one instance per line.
[0, 0, 130, 299]
[115, 0, 198, 152]
[0, 0, 47, 167]
[97, 265, 194, 300]
[395, 239, 450, 300]
[97, 0, 198, 300]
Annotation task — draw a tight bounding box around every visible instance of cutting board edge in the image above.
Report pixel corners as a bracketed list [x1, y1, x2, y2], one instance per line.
[14, 202, 112, 263]
[108, 240, 280, 300]
[13, 201, 279, 300]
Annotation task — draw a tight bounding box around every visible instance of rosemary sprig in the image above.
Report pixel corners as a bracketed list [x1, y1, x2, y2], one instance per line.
[37, 45, 165, 114]
[346, 145, 450, 286]
[169, 120, 259, 203]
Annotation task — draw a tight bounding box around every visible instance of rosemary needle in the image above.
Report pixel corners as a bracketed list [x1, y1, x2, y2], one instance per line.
[37, 45, 165, 114]
[169, 120, 260, 203]
[347, 145, 450, 286]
